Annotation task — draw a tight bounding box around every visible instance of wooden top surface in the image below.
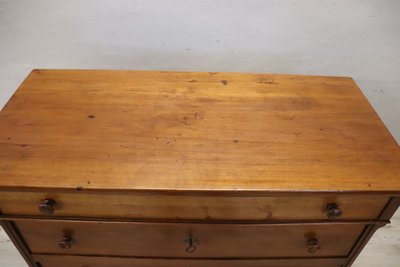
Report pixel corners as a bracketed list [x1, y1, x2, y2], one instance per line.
[0, 69, 399, 193]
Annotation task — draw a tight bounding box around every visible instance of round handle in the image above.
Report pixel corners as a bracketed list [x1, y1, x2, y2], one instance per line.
[307, 238, 320, 253]
[38, 199, 56, 215]
[184, 237, 198, 253]
[58, 236, 73, 249]
[326, 203, 343, 219]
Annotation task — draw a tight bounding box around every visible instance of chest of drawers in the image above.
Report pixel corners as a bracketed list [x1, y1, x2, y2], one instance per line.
[0, 70, 399, 267]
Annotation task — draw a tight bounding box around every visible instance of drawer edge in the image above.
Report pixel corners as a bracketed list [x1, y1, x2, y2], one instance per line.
[32, 254, 348, 267]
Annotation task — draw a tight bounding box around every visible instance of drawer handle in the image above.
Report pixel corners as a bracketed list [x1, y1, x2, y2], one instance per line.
[184, 237, 198, 253]
[326, 203, 343, 219]
[38, 199, 56, 215]
[306, 238, 320, 253]
[58, 236, 74, 249]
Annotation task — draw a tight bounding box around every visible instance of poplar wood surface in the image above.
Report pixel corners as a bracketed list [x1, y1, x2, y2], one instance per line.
[0, 70, 399, 193]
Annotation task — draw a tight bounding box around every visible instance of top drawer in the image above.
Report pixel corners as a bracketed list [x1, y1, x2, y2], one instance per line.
[0, 191, 389, 221]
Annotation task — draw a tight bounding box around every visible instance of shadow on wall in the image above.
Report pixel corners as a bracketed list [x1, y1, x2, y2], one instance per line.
[79, 46, 305, 74]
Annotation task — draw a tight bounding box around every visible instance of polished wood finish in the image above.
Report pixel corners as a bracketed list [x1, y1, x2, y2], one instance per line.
[15, 220, 365, 258]
[1, 70, 399, 193]
[32, 254, 347, 267]
[0, 191, 390, 220]
[1, 70, 399, 267]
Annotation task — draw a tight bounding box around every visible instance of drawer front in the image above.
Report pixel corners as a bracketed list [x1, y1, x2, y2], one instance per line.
[0, 191, 389, 220]
[16, 220, 365, 258]
[33, 254, 347, 267]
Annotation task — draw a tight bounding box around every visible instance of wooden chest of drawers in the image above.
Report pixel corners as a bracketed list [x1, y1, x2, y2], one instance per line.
[1, 70, 399, 267]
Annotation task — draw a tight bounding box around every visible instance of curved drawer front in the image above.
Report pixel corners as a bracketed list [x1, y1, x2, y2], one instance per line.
[15, 220, 365, 258]
[0, 191, 389, 220]
[33, 254, 347, 267]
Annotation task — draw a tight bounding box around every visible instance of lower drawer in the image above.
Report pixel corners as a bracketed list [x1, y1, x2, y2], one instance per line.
[33, 254, 347, 267]
[15, 219, 365, 258]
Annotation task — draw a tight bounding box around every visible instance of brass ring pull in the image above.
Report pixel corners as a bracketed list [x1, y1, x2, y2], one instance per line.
[184, 237, 198, 253]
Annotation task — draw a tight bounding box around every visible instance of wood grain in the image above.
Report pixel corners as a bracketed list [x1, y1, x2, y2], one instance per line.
[32, 254, 347, 267]
[0, 190, 390, 220]
[0, 70, 399, 193]
[15, 219, 365, 258]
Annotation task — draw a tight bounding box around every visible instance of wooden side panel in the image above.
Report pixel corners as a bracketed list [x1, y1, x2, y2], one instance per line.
[344, 197, 400, 266]
[378, 197, 400, 220]
[33, 254, 347, 267]
[16, 220, 365, 258]
[0, 221, 38, 267]
[0, 191, 390, 220]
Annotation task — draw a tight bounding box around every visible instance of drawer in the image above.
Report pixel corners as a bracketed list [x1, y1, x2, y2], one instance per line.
[15, 220, 365, 258]
[33, 254, 347, 267]
[0, 191, 389, 220]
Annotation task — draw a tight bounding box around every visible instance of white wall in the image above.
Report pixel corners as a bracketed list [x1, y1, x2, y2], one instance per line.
[0, 1, 399, 266]
[1, 0, 399, 142]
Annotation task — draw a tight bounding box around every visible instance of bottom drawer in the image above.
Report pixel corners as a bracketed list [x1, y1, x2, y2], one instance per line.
[33, 254, 347, 267]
